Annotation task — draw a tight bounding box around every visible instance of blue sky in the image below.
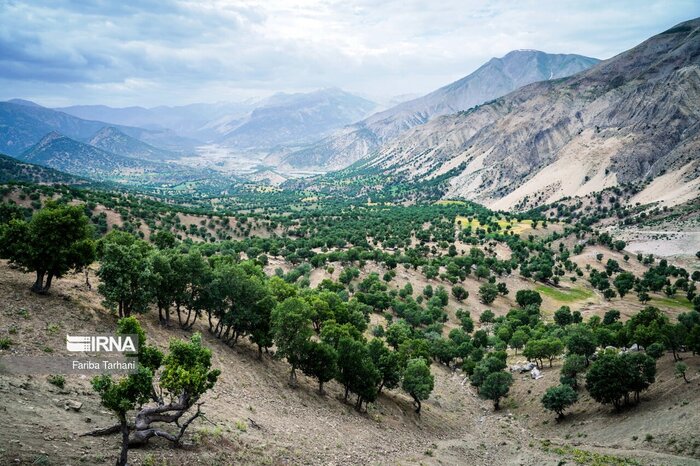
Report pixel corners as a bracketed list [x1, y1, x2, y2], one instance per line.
[1, 0, 698, 107]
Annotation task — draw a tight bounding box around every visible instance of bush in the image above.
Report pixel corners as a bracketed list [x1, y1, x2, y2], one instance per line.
[0, 337, 11, 349]
[47, 374, 65, 388]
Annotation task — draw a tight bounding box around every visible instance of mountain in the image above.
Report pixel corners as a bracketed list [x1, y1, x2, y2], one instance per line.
[216, 88, 377, 149]
[0, 101, 196, 156]
[18, 132, 161, 180]
[0, 153, 85, 185]
[353, 19, 700, 210]
[282, 51, 599, 170]
[57, 101, 255, 141]
[88, 127, 177, 161]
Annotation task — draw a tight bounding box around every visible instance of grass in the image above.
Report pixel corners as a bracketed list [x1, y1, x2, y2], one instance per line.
[435, 200, 467, 206]
[455, 215, 534, 234]
[541, 441, 641, 465]
[536, 285, 594, 302]
[651, 295, 693, 310]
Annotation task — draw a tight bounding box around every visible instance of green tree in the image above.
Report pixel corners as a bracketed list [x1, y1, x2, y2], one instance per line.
[675, 361, 689, 383]
[479, 283, 498, 304]
[553, 306, 573, 327]
[368, 338, 402, 394]
[300, 340, 338, 394]
[524, 338, 564, 368]
[402, 358, 434, 414]
[479, 309, 495, 323]
[566, 324, 597, 365]
[91, 317, 161, 466]
[272, 297, 313, 385]
[336, 337, 380, 410]
[613, 272, 635, 298]
[516, 289, 542, 309]
[452, 285, 468, 301]
[0, 202, 95, 293]
[480, 371, 513, 410]
[509, 329, 527, 354]
[455, 309, 474, 333]
[560, 353, 586, 389]
[97, 232, 153, 318]
[585, 352, 628, 410]
[542, 384, 579, 419]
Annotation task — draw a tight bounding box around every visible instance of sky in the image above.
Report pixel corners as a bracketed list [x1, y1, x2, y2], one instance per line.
[1, 0, 698, 107]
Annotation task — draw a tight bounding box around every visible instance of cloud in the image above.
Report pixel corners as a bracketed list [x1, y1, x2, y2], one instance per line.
[0, 0, 698, 106]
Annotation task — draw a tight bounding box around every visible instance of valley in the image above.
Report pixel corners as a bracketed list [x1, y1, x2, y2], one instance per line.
[0, 7, 699, 466]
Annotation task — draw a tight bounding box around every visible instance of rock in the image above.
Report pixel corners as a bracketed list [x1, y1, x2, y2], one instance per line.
[64, 400, 82, 412]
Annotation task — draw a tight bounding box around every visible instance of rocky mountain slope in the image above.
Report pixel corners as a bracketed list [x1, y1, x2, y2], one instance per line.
[216, 88, 377, 150]
[282, 51, 599, 170]
[357, 18, 700, 210]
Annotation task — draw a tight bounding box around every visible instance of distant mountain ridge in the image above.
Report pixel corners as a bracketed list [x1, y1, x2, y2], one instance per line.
[353, 18, 700, 210]
[88, 127, 177, 161]
[215, 88, 377, 150]
[0, 100, 197, 157]
[282, 50, 600, 170]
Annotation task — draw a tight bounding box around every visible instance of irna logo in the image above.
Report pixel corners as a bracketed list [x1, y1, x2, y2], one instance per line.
[66, 335, 138, 353]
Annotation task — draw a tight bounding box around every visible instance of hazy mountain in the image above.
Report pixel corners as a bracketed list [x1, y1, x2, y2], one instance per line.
[0, 100, 197, 156]
[18, 132, 161, 180]
[57, 101, 256, 141]
[282, 51, 599, 170]
[88, 127, 177, 161]
[355, 19, 700, 210]
[216, 88, 377, 149]
[0, 153, 85, 185]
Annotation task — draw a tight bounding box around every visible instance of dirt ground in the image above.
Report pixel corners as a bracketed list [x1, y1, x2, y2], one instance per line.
[0, 260, 698, 466]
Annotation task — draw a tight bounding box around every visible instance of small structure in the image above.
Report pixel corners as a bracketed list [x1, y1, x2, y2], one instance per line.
[530, 367, 543, 380]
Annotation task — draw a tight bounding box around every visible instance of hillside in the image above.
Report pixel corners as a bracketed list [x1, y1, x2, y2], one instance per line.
[0, 153, 86, 185]
[88, 127, 178, 162]
[0, 212, 698, 464]
[18, 132, 163, 180]
[282, 51, 599, 171]
[353, 19, 700, 210]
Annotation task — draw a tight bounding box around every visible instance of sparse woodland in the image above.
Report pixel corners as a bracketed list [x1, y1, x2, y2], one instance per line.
[1, 179, 698, 465]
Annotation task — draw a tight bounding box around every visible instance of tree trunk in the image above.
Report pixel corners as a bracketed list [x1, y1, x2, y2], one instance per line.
[411, 393, 422, 414]
[31, 270, 45, 293]
[493, 399, 500, 411]
[318, 381, 325, 395]
[118, 414, 129, 466]
[42, 272, 54, 292]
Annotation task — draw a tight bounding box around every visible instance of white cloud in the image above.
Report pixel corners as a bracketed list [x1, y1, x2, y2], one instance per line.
[0, 0, 698, 106]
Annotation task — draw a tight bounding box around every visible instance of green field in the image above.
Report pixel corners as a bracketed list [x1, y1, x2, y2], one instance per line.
[535, 285, 594, 302]
[455, 216, 534, 234]
[651, 295, 694, 310]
